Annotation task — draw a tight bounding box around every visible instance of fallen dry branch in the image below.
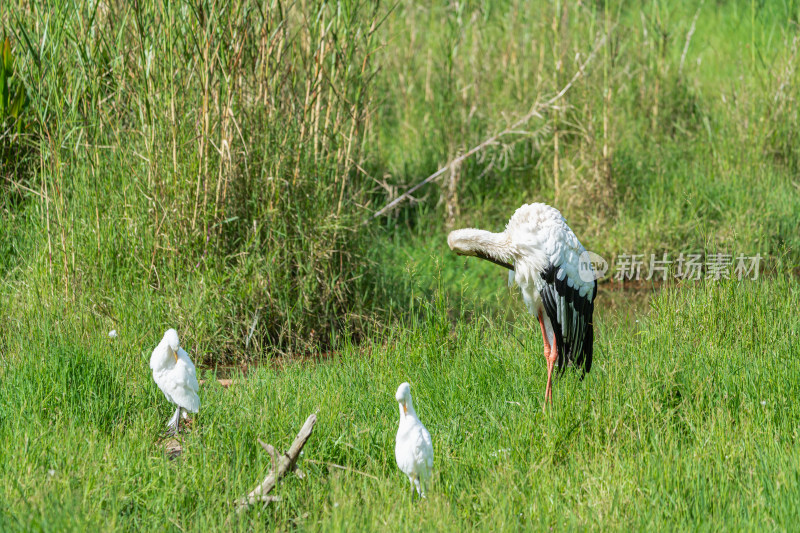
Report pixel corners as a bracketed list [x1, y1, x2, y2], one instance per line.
[369, 30, 610, 222]
[235, 413, 317, 513]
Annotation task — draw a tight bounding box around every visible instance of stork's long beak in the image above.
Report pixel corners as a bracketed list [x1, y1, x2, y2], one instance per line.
[474, 250, 515, 271]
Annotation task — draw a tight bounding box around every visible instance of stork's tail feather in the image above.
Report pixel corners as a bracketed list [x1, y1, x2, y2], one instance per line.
[582, 320, 593, 375]
[539, 266, 595, 377]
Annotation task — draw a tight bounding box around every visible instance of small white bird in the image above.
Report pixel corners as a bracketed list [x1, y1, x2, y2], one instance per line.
[150, 329, 200, 435]
[394, 382, 433, 499]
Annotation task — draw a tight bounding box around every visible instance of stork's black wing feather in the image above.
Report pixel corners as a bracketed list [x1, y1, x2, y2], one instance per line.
[540, 265, 595, 376]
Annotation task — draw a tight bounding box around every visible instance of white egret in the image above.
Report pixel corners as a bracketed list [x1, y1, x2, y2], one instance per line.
[150, 329, 200, 434]
[394, 382, 433, 499]
[448, 203, 597, 404]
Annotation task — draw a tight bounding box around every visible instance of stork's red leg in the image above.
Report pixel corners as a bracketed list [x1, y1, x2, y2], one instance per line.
[538, 311, 551, 357]
[545, 338, 558, 404]
[538, 311, 556, 405]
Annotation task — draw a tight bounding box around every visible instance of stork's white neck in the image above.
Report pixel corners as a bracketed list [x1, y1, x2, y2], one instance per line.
[447, 229, 515, 265]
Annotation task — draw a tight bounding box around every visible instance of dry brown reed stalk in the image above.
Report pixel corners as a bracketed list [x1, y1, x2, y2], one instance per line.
[551, 0, 565, 204]
[444, 153, 461, 230]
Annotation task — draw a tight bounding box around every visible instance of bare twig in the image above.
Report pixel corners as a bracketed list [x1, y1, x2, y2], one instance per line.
[245, 310, 260, 350]
[258, 438, 279, 471]
[235, 414, 317, 513]
[369, 31, 610, 222]
[679, 0, 704, 75]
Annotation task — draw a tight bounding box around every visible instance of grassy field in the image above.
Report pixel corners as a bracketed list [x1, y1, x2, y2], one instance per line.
[2, 0, 800, 530]
[1, 276, 799, 530]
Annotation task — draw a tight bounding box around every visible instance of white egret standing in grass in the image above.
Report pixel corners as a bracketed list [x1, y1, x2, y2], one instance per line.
[150, 329, 200, 435]
[395, 382, 433, 499]
[447, 203, 597, 405]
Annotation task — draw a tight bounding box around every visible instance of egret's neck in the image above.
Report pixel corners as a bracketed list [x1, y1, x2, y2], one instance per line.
[398, 401, 417, 420]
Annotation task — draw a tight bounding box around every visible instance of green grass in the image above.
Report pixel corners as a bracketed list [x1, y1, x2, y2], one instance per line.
[1, 276, 799, 530]
[1, 0, 800, 529]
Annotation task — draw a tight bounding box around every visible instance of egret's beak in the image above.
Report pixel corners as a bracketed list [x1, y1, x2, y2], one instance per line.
[402, 403, 408, 415]
[173, 350, 179, 362]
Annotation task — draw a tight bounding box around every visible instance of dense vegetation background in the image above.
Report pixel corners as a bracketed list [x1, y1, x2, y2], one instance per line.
[1, 0, 799, 530]
[2, 0, 798, 359]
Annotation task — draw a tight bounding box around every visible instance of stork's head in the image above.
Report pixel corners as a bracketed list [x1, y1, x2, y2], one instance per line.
[395, 382, 414, 416]
[163, 329, 180, 362]
[447, 228, 515, 270]
[448, 228, 487, 257]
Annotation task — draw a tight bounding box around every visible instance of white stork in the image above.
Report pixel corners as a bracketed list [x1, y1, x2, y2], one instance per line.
[447, 203, 596, 404]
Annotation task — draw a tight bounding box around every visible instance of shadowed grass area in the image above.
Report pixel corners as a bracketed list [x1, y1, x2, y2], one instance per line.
[1, 276, 798, 530]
